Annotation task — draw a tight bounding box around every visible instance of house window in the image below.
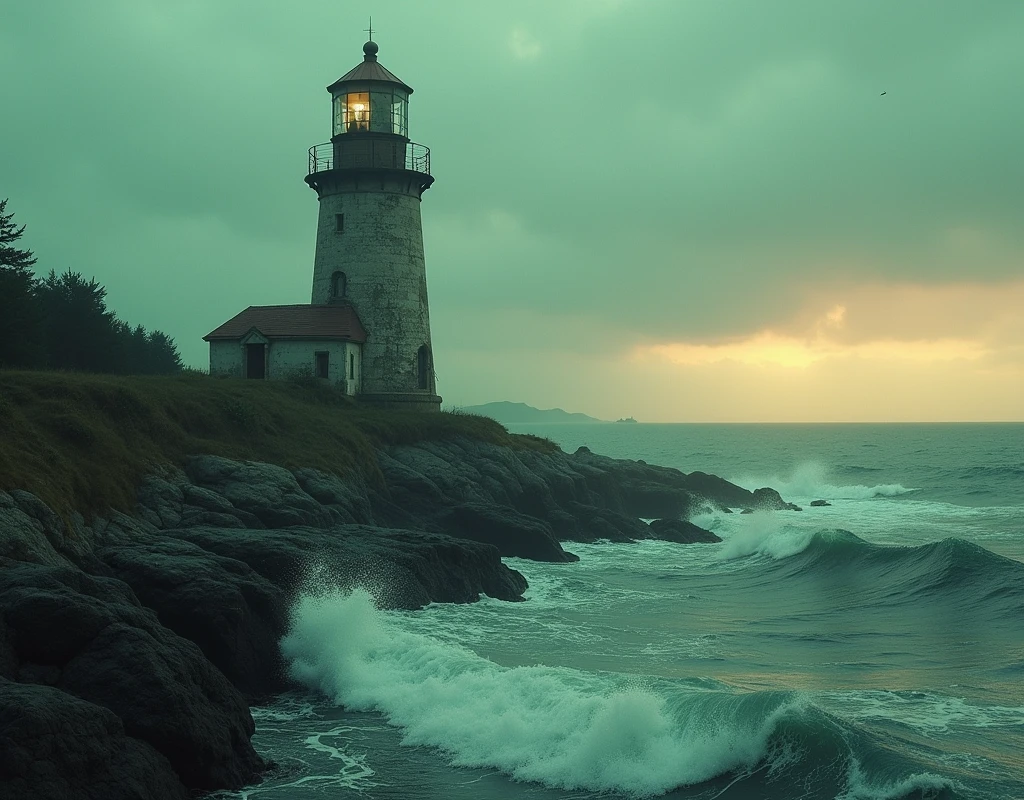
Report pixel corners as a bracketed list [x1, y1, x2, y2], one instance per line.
[330, 271, 347, 299]
[349, 353, 355, 380]
[335, 213, 344, 233]
[417, 345, 431, 390]
[315, 351, 329, 379]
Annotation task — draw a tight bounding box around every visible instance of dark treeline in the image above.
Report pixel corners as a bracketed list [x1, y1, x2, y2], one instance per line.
[0, 198, 182, 374]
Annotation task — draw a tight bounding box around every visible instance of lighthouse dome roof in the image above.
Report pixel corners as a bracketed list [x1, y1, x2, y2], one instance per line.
[327, 42, 413, 94]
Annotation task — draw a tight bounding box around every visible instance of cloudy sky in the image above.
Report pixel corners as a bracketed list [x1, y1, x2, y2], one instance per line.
[3, 0, 1022, 421]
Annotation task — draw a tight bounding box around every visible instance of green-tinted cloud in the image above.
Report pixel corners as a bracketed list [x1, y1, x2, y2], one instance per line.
[2, 0, 1021, 416]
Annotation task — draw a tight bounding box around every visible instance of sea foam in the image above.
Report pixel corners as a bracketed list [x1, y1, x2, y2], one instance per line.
[281, 589, 801, 796]
[732, 462, 916, 501]
[715, 512, 818, 561]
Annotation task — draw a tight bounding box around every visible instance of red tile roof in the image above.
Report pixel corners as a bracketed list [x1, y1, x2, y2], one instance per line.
[204, 304, 366, 343]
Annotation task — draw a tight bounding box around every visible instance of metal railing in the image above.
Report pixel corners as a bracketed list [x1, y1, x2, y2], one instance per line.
[308, 140, 430, 175]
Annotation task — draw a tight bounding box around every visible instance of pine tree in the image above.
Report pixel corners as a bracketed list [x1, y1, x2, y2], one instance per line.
[0, 198, 44, 367]
[146, 330, 184, 374]
[1, 200, 185, 375]
[37, 270, 119, 372]
[0, 199, 37, 273]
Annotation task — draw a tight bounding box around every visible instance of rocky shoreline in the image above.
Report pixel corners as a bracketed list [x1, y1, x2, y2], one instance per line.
[0, 438, 797, 799]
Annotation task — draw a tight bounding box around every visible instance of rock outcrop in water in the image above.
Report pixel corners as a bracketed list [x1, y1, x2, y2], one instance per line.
[647, 518, 723, 543]
[0, 437, 790, 799]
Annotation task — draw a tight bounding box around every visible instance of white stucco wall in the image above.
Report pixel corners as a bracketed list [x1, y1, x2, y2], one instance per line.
[209, 340, 243, 377]
[267, 340, 351, 390]
[207, 338, 361, 394]
[343, 342, 361, 394]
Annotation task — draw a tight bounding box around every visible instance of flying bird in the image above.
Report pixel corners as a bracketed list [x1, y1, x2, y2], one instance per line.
[880, 91, 887, 95]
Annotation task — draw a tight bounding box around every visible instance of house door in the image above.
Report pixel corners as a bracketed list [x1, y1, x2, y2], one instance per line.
[246, 344, 266, 379]
[315, 351, 329, 379]
[417, 345, 431, 390]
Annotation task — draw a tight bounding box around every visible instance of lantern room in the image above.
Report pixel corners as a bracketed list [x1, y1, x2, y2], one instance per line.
[328, 41, 413, 139]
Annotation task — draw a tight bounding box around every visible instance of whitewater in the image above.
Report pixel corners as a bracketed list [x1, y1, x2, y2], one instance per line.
[216, 423, 1024, 800]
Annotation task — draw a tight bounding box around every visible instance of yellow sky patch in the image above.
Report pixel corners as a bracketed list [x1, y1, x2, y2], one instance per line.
[642, 332, 988, 369]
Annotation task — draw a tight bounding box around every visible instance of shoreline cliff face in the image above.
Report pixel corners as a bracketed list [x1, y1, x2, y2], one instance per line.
[1, 432, 795, 799]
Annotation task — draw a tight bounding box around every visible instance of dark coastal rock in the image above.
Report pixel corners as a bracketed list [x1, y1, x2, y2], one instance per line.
[648, 518, 722, 543]
[184, 456, 332, 529]
[433, 503, 576, 562]
[163, 524, 528, 609]
[0, 560, 264, 792]
[293, 467, 375, 525]
[97, 538, 288, 699]
[0, 491, 72, 568]
[374, 439, 795, 543]
[560, 502, 652, 543]
[2, 435, 799, 800]
[676, 472, 754, 509]
[614, 481, 700, 519]
[0, 680, 187, 800]
[377, 441, 559, 520]
[135, 473, 187, 530]
[752, 487, 802, 511]
[810, 499, 832, 507]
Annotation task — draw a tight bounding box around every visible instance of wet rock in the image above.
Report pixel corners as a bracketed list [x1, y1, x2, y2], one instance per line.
[164, 524, 528, 609]
[675, 472, 753, 509]
[293, 468, 374, 525]
[1, 436, 799, 800]
[97, 538, 288, 699]
[810, 499, 832, 507]
[0, 492, 70, 568]
[648, 518, 722, 544]
[374, 439, 797, 545]
[752, 487, 802, 511]
[0, 561, 264, 791]
[0, 680, 187, 800]
[560, 503, 651, 543]
[433, 502, 576, 562]
[184, 456, 331, 529]
[135, 473, 186, 530]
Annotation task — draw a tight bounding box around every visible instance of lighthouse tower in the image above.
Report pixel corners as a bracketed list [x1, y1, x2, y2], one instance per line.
[306, 39, 440, 411]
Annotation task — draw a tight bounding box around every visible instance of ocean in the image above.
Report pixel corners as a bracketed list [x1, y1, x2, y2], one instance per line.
[217, 423, 1024, 800]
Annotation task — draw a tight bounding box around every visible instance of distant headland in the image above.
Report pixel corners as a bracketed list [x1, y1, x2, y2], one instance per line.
[457, 401, 605, 424]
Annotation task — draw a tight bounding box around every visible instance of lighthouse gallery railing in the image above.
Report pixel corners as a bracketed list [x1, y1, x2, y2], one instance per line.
[308, 141, 430, 176]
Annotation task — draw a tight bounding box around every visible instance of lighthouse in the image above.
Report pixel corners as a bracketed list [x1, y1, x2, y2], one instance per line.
[204, 37, 439, 410]
[305, 38, 441, 411]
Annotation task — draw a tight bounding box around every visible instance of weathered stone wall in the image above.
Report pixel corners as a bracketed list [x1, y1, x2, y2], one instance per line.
[309, 178, 436, 397]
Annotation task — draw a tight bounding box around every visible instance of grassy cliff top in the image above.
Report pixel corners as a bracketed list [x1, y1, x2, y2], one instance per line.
[0, 371, 555, 520]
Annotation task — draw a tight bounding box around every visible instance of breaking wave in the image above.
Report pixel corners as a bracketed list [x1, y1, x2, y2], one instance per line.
[282, 590, 961, 798]
[719, 522, 1024, 621]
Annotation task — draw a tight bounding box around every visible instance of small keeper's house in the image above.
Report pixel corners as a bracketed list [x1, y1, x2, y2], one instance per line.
[203, 304, 365, 393]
